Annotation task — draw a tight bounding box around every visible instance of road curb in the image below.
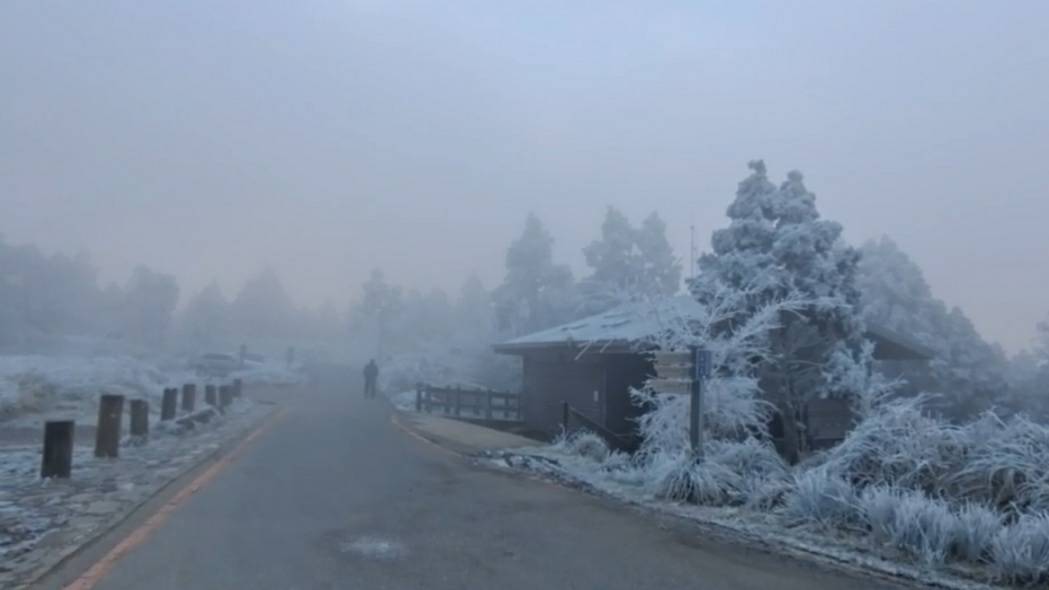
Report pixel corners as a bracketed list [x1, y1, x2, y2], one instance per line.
[389, 410, 483, 457]
[17, 402, 282, 590]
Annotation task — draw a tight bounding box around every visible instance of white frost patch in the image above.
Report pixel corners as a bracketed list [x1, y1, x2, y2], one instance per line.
[340, 536, 407, 561]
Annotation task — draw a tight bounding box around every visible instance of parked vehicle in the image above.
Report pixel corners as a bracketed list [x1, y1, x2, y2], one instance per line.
[189, 353, 239, 378]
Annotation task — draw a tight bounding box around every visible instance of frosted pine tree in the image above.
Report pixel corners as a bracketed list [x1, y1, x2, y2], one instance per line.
[691, 161, 867, 462]
[581, 208, 682, 314]
[493, 214, 576, 336]
[636, 212, 683, 297]
[858, 236, 1009, 418]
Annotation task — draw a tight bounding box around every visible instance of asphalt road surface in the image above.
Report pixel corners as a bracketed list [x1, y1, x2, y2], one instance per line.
[51, 366, 910, 590]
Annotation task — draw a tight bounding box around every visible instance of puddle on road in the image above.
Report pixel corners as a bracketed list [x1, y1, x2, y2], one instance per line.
[339, 536, 408, 561]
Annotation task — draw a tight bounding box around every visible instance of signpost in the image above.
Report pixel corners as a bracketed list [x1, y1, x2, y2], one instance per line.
[651, 348, 712, 459]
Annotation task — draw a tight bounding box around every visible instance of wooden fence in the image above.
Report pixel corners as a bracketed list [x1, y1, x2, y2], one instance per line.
[415, 384, 522, 422]
[561, 402, 639, 453]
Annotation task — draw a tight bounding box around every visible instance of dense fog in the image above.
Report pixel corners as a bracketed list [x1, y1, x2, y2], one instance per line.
[2, 3, 1047, 413]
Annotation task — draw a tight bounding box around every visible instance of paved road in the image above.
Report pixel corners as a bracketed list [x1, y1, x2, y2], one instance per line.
[60, 366, 908, 590]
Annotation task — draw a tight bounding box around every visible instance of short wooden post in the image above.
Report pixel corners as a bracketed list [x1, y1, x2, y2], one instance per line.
[95, 394, 124, 458]
[205, 384, 217, 407]
[181, 384, 196, 412]
[219, 385, 232, 411]
[41, 420, 75, 478]
[415, 383, 422, 412]
[130, 399, 149, 437]
[161, 388, 178, 421]
[485, 390, 493, 420]
[233, 378, 243, 399]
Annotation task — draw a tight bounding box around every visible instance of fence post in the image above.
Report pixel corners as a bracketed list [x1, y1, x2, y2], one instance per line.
[95, 394, 124, 458]
[219, 385, 232, 412]
[205, 384, 217, 407]
[485, 391, 493, 420]
[233, 378, 243, 399]
[130, 399, 149, 437]
[181, 384, 196, 413]
[415, 383, 422, 412]
[161, 388, 178, 421]
[41, 420, 75, 478]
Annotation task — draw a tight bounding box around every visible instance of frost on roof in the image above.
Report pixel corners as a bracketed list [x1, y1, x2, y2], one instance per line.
[499, 295, 704, 349]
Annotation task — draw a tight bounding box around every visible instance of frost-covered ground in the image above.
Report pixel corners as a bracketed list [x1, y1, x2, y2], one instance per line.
[0, 354, 301, 426]
[0, 399, 271, 588]
[490, 440, 994, 590]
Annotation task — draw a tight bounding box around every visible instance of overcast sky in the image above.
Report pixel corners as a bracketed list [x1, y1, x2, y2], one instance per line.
[2, 1, 1047, 352]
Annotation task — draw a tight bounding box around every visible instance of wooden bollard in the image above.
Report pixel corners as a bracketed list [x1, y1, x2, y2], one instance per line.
[205, 384, 217, 407]
[161, 388, 178, 420]
[181, 384, 196, 412]
[218, 385, 232, 411]
[95, 394, 124, 458]
[41, 420, 75, 478]
[232, 378, 243, 399]
[130, 399, 149, 437]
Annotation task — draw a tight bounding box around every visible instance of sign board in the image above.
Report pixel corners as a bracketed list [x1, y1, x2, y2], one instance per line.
[654, 365, 692, 380]
[652, 351, 693, 366]
[695, 349, 713, 379]
[647, 378, 692, 396]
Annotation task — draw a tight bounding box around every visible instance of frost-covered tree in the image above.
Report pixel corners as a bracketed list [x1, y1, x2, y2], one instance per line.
[349, 268, 403, 357]
[1036, 316, 1049, 368]
[179, 281, 230, 349]
[580, 208, 681, 313]
[691, 161, 867, 462]
[857, 236, 1009, 418]
[637, 212, 682, 296]
[230, 269, 297, 341]
[0, 237, 114, 350]
[121, 265, 180, 349]
[493, 214, 576, 335]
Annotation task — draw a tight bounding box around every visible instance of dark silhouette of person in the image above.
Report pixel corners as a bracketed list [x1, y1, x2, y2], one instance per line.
[363, 360, 379, 399]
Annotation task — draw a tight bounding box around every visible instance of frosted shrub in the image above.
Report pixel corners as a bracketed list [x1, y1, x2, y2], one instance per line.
[861, 487, 1001, 565]
[817, 396, 963, 493]
[566, 431, 611, 463]
[785, 468, 859, 529]
[991, 513, 1049, 585]
[953, 503, 1002, 563]
[948, 414, 1049, 514]
[859, 486, 905, 544]
[888, 492, 959, 565]
[649, 439, 789, 506]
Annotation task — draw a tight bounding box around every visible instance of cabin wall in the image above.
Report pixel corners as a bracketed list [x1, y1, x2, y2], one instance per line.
[521, 351, 605, 438]
[602, 354, 653, 436]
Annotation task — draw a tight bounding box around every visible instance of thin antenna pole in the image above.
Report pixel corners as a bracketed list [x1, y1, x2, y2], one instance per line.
[689, 224, 696, 282]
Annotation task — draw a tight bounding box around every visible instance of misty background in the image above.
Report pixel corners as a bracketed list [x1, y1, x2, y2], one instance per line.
[1, 3, 1047, 379]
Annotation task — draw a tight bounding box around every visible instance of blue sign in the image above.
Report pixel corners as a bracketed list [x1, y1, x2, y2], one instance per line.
[694, 349, 713, 379]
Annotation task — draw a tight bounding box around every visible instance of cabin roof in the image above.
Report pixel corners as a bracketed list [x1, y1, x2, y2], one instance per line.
[494, 296, 933, 361]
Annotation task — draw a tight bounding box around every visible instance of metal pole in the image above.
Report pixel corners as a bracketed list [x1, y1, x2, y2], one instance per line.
[689, 347, 704, 460]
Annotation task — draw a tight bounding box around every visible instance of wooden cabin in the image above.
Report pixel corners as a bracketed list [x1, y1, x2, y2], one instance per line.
[494, 296, 931, 452]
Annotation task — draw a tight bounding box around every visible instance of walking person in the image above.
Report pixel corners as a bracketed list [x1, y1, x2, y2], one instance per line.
[363, 359, 379, 399]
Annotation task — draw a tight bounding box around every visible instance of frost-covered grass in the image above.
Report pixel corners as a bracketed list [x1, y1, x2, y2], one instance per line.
[500, 393, 1049, 586]
[0, 354, 297, 423]
[991, 513, 1049, 585]
[0, 355, 197, 420]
